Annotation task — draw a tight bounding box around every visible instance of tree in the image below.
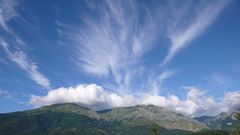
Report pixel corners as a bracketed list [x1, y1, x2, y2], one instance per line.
[150, 124, 160, 135]
[236, 112, 240, 121]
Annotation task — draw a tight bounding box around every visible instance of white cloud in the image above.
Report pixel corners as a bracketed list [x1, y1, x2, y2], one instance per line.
[70, 0, 156, 76]
[163, 0, 228, 64]
[30, 83, 240, 117]
[57, 0, 160, 91]
[1, 41, 50, 89]
[57, 0, 229, 93]
[159, 70, 176, 81]
[222, 91, 240, 111]
[0, 0, 17, 32]
[0, 0, 50, 89]
[30, 84, 138, 110]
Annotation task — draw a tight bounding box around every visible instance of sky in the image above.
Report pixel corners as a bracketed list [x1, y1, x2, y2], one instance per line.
[0, 0, 240, 117]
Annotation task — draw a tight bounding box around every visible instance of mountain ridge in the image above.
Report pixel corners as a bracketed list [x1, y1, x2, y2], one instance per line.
[194, 108, 240, 132]
[0, 103, 207, 135]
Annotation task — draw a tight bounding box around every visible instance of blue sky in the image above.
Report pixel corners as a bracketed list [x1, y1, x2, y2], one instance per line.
[0, 0, 240, 116]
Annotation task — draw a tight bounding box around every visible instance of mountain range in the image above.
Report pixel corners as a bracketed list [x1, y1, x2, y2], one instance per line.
[194, 108, 240, 132]
[0, 103, 238, 135]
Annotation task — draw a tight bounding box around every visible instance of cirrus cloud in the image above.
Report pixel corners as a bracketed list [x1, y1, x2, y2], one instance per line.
[57, 0, 229, 94]
[0, 41, 50, 89]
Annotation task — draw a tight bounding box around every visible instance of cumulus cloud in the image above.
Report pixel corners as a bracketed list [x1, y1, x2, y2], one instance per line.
[1, 41, 50, 89]
[30, 84, 240, 117]
[30, 84, 138, 110]
[222, 91, 240, 111]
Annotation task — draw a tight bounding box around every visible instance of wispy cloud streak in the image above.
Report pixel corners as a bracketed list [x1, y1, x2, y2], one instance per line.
[59, 0, 158, 91]
[151, 70, 176, 94]
[0, 0, 51, 89]
[57, 0, 229, 94]
[1, 41, 50, 89]
[163, 0, 228, 64]
[0, 0, 17, 32]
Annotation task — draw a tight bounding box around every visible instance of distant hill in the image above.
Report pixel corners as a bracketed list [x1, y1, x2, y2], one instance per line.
[0, 103, 206, 135]
[194, 108, 240, 131]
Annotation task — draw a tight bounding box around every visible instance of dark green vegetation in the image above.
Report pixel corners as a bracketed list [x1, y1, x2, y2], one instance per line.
[233, 112, 240, 135]
[150, 124, 160, 135]
[0, 103, 237, 135]
[189, 130, 230, 135]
